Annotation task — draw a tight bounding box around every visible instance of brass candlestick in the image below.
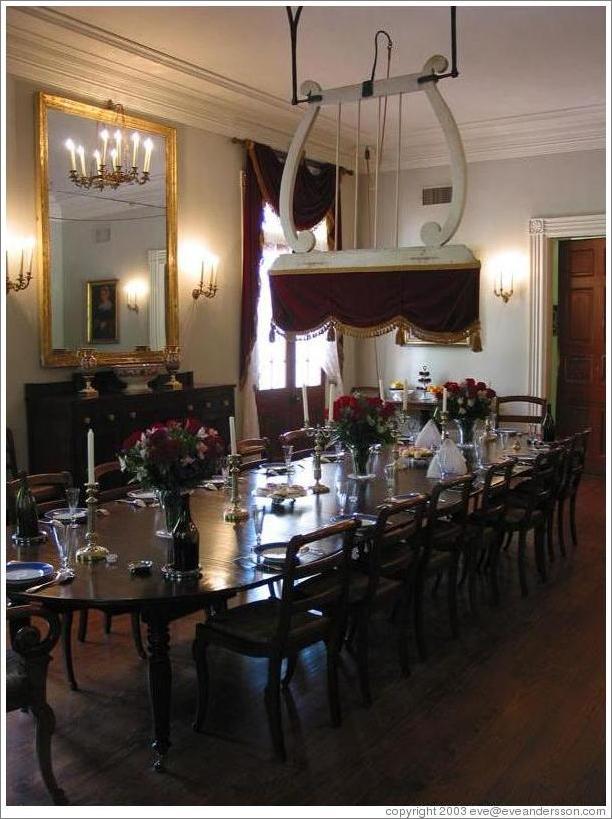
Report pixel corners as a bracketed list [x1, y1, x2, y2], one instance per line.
[76, 482, 109, 563]
[223, 454, 249, 522]
[306, 425, 330, 494]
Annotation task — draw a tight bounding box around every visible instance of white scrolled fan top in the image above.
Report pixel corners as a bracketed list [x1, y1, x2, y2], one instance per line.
[275, 53, 473, 272]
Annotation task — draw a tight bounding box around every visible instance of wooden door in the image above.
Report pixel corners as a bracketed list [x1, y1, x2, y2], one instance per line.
[256, 385, 325, 459]
[557, 238, 605, 475]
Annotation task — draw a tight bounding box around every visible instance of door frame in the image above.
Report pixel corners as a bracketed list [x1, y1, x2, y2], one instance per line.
[528, 214, 606, 399]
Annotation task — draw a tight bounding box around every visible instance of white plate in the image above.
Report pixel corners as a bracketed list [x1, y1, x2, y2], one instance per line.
[44, 507, 87, 523]
[127, 489, 158, 502]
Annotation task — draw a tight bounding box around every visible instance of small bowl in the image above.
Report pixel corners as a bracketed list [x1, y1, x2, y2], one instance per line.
[114, 363, 161, 394]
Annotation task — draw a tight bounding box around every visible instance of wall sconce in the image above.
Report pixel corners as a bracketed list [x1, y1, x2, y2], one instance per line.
[125, 280, 148, 312]
[494, 269, 514, 303]
[6, 235, 35, 293]
[192, 253, 219, 301]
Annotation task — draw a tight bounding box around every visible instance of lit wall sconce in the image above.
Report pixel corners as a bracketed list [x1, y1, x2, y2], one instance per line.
[6, 235, 35, 293]
[125, 279, 148, 312]
[192, 253, 219, 301]
[494, 269, 514, 303]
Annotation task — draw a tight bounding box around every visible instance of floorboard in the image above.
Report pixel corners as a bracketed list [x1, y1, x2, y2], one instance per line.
[6, 476, 606, 806]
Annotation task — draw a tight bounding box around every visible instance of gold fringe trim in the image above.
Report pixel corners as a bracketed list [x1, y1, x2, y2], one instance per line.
[271, 317, 482, 351]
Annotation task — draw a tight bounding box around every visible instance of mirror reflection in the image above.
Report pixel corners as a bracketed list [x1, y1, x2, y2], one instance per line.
[46, 106, 168, 355]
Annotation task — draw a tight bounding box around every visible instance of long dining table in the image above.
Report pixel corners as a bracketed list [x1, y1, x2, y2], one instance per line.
[9, 450, 534, 769]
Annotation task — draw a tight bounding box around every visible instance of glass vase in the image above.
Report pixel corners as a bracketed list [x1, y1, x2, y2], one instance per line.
[347, 444, 375, 481]
[156, 490, 181, 539]
[458, 418, 475, 446]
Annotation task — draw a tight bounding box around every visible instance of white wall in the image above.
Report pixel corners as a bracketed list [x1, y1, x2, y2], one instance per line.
[355, 150, 605, 395]
[5, 74, 356, 469]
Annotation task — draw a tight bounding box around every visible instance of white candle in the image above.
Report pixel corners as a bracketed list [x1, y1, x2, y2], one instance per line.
[378, 379, 385, 401]
[100, 130, 109, 165]
[93, 150, 101, 174]
[143, 138, 153, 173]
[301, 384, 310, 428]
[65, 139, 76, 171]
[229, 416, 237, 456]
[114, 130, 122, 167]
[77, 145, 86, 177]
[87, 428, 95, 485]
[402, 379, 408, 412]
[110, 148, 117, 170]
[442, 387, 448, 413]
[328, 381, 335, 424]
[131, 132, 140, 167]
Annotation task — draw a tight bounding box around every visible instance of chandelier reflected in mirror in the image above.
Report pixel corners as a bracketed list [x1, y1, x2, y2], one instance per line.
[64, 100, 153, 191]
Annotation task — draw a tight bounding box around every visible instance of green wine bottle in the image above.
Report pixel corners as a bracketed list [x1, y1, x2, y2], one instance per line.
[542, 403, 556, 443]
[15, 473, 40, 539]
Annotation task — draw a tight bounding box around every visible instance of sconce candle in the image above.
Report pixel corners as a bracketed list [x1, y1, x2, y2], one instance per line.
[65, 139, 77, 171]
[6, 236, 35, 294]
[143, 138, 153, 174]
[494, 269, 514, 303]
[131, 132, 140, 167]
[114, 130, 122, 167]
[100, 129, 109, 166]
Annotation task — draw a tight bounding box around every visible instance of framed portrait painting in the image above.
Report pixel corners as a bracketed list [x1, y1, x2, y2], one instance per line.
[87, 278, 119, 344]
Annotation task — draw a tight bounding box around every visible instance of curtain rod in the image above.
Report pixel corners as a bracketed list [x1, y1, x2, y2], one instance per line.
[231, 137, 354, 176]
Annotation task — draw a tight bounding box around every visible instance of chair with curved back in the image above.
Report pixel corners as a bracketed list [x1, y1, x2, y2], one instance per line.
[278, 429, 313, 460]
[237, 437, 270, 470]
[192, 519, 359, 761]
[7, 603, 68, 804]
[6, 471, 73, 523]
[557, 428, 591, 551]
[495, 395, 547, 429]
[94, 460, 134, 502]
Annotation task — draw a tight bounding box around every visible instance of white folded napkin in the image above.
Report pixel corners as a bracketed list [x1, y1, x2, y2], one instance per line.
[426, 437, 467, 478]
[415, 419, 441, 449]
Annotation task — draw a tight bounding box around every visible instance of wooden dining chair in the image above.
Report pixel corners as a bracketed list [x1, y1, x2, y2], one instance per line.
[495, 395, 547, 428]
[502, 449, 561, 597]
[237, 437, 270, 469]
[556, 429, 591, 551]
[7, 471, 73, 521]
[464, 459, 516, 607]
[94, 460, 134, 502]
[6, 603, 68, 804]
[413, 474, 473, 660]
[278, 429, 313, 459]
[192, 519, 359, 761]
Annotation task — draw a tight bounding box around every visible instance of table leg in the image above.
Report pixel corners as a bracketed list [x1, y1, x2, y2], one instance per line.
[142, 609, 172, 771]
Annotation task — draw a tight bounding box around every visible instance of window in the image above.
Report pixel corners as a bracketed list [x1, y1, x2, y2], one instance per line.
[257, 205, 328, 390]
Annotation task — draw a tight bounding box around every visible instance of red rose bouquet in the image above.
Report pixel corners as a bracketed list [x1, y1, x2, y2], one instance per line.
[119, 418, 224, 492]
[443, 378, 496, 422]
[331, 394, 397, 475]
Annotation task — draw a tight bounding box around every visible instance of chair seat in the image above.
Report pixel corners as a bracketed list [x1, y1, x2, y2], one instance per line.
[6, 650, 28, 712]
[431, 519, 463, 550]
[468, 507, 503, 527]
[378, 543, 420, 577]
[198, 598, 329, 654]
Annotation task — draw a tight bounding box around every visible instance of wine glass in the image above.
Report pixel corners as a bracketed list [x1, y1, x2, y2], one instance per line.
[282, 444, 294, 473]
[251, 505, 266, 565]
[65, 487, 81, 528]
[383, 462, 396, 498]
[335, 481, 348, 518]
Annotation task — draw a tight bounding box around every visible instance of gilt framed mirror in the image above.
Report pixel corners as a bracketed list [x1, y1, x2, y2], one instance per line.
[36, 93, 178, 367]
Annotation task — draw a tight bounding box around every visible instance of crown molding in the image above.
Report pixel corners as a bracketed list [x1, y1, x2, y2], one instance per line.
[6, 8, 605, 171]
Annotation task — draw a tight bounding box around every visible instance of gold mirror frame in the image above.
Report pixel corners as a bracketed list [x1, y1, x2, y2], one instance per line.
[36, 92, 178, 367]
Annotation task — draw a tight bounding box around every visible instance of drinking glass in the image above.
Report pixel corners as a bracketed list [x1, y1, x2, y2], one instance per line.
[66, 486, 81, 527]
[251, 504, 266, 565]
[335, 481, 348, 517]
[383, 463, 396, 497]
[218, 456, 230, 487]
[50, 520, 73, 571]
[282, 444, 294, 473]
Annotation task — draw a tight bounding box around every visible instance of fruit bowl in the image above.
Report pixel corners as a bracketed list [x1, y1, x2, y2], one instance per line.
[113, 363, 161, 394]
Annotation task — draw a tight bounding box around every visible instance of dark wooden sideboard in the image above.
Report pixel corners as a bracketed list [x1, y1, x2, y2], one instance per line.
[25, 374, 235, 483]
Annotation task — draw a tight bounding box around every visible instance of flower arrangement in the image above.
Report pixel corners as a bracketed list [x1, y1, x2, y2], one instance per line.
[119, 418, 224, 492]
[332, 394, 397, 446]
[442, 378, 496, 421]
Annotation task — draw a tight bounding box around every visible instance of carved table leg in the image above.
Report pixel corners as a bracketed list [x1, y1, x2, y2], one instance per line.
[142, 609, 172, 772]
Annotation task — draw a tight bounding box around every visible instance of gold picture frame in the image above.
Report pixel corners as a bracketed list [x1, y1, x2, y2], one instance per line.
[36, 92, 178, 367]
[86, 279, 119, 344]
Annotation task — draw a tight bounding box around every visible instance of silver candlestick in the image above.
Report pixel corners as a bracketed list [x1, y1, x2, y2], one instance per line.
[76, 482, 109, 563]
[439, 410, 450, 440]
[223, 454, 249, 522]
[306, 425, 330, 494]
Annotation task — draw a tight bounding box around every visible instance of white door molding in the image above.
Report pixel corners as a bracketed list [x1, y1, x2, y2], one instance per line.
[528, 214, 606, 398]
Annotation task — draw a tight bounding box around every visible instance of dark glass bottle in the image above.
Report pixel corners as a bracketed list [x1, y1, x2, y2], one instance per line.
[542, 403, 556, 443]
[15, 473, 40, 539]
[172, 493, 200, 573]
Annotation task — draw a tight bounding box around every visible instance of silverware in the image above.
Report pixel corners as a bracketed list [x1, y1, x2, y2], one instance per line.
[26, 568, 76, 594]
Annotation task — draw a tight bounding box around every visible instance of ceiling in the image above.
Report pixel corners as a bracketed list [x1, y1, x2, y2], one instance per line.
[7, 4, 606, 168]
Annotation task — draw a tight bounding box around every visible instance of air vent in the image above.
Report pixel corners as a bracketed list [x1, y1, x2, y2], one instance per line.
[422, 186, 452, 206]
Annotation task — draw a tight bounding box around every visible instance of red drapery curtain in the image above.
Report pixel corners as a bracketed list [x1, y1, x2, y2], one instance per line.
[239, 142, 341, 385]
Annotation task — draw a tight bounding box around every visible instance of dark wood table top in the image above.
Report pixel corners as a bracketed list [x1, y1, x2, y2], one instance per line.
[8, 453, 532, 611]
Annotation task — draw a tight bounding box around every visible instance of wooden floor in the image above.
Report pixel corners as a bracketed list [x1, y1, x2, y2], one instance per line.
[6, 476, 606, 806]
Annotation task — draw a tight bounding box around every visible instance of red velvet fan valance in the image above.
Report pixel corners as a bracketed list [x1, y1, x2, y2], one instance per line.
[269, 265, 482, 351]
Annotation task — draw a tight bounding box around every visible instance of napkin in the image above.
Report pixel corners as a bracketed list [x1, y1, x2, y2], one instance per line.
[426, 437, 467, 478]
[415, 419, 441, 449]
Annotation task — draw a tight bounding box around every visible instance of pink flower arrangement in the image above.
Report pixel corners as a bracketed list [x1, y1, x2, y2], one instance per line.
[331, 394, 397, 448]
[119, 418, 224, 492]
